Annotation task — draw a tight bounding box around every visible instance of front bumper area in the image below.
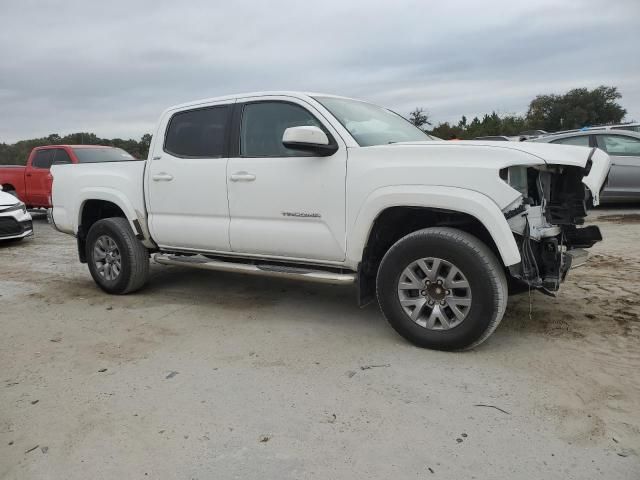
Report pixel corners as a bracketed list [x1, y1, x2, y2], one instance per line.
[0, 217, 33, 240]
[502, 155, 608, 293]
[508, 226, 601, 293]
[0, 204, 34, 240]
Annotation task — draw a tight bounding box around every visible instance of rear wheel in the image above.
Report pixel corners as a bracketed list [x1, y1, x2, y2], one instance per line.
[86, 217, 149, 294]
[376, 227, 507, 351]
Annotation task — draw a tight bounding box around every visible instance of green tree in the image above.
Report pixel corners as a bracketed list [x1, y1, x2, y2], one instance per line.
[408, 108, 431, 129]
[526, 86, 626, 131]
[139, 133, 152, 159]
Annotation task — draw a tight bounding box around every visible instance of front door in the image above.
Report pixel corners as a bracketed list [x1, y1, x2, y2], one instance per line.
[596, 134, 640, 197]
[146, 101, 233, 251]
[227, 98, 347, 262]
[27, 149, 63, 207]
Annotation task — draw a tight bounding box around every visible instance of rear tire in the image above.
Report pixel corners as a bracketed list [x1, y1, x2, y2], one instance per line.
[376, 227, 508, 351]
[86, 217, 149, 294]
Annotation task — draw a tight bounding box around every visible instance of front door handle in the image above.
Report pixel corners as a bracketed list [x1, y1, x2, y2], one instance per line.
[152, 172, 174, 182]
[230, 172, 256, 182]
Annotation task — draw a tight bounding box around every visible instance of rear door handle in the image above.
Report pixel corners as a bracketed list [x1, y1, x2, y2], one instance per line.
[230, 172, 256, 182]
[152, 173, 174, 182]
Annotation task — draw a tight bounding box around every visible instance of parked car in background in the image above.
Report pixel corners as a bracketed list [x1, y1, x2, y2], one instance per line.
[51, 91, 610, 351]
[548, 123, 640, 136]
[0, 186, 33, 241]
[531, 130, 640, 202]
[0, 145, 135, 209]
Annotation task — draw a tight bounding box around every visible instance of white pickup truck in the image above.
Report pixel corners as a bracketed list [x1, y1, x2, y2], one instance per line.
[51, 92, 610, 351]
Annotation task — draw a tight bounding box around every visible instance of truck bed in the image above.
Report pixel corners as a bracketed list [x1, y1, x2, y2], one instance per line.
[51, 160, 147, 236]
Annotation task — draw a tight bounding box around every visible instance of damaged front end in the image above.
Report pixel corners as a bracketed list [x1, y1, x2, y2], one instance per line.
[501, 147, 609, 295]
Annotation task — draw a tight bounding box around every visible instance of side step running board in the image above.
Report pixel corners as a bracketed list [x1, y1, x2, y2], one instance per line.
[153, 254, 356, 285]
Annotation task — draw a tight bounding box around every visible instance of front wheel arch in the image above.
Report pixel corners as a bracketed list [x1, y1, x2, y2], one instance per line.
[357, 205, 506, 306]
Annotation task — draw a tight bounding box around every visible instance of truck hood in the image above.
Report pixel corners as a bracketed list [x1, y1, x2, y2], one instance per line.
[386, 141, 611, 206]
[0, 190, 20, 207]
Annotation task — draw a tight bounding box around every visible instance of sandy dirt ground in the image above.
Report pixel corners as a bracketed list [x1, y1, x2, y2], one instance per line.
[1, 210, 639, 479]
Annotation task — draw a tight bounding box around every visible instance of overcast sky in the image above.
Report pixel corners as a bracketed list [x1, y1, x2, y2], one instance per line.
[1, 0, 639, 142]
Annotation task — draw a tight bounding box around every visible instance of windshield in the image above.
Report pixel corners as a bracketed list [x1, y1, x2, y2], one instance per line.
[314, 96, 434, 146]
[72, 147, 137, 163]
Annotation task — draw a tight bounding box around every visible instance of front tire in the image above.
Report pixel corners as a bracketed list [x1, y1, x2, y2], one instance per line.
[376, 227, 507, 351]
[86, 217, 149, 294]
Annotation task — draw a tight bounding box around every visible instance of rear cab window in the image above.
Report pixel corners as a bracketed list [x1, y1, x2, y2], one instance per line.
[72, 147, 137, 163]
[52, 149, 72, 165]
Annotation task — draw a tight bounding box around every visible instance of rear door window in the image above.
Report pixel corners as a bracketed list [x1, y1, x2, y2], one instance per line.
[31, 150, 55, 169]
[164, 105, 230, 158]
[550, 136, 590, 147]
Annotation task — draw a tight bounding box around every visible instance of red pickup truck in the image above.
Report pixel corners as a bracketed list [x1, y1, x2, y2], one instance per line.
[0, 145, 135, 208]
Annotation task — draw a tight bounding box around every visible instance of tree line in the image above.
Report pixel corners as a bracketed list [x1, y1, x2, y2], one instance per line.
[411, 86, 628, 139]
[0, 85, 630, 165]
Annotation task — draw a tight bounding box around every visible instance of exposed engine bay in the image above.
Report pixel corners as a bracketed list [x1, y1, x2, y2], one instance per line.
[501, 161, 603, 294]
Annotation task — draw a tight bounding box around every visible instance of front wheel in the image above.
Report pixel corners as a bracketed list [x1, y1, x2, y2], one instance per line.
[86, 217, 149, 294]
[376, 227, 508, 351]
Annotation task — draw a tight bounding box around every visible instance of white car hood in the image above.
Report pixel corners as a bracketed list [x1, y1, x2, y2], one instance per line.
[390, 141, 612, 206]
[0, 190, 20, 207]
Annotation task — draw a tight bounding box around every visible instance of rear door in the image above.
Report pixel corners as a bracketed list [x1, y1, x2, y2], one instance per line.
[227, 97, 347, 262]
[595, 134, 640, 196]
[146, 101, 233, 251]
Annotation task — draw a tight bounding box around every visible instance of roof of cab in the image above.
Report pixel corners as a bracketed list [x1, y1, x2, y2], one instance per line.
[34, 145, 115, 150]
[164, 91, 358, 112]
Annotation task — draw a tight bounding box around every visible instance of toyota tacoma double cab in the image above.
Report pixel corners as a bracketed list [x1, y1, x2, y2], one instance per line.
[50, 92, 610, 350]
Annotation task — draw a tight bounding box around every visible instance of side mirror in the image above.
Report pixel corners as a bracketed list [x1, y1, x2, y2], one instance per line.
[282, 126, 338, 156]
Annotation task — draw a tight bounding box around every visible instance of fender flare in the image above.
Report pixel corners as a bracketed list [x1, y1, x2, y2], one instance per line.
[76, 187, 149, 242]
[347, 185, 521, 267]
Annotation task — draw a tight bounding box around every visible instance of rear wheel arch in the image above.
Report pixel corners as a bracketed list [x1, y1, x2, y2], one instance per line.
[77, 200, 128, 262]
[85, 217, 149, 294]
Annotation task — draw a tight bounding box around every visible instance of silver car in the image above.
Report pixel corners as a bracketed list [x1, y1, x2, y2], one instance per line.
[531, 130, 640, 203]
